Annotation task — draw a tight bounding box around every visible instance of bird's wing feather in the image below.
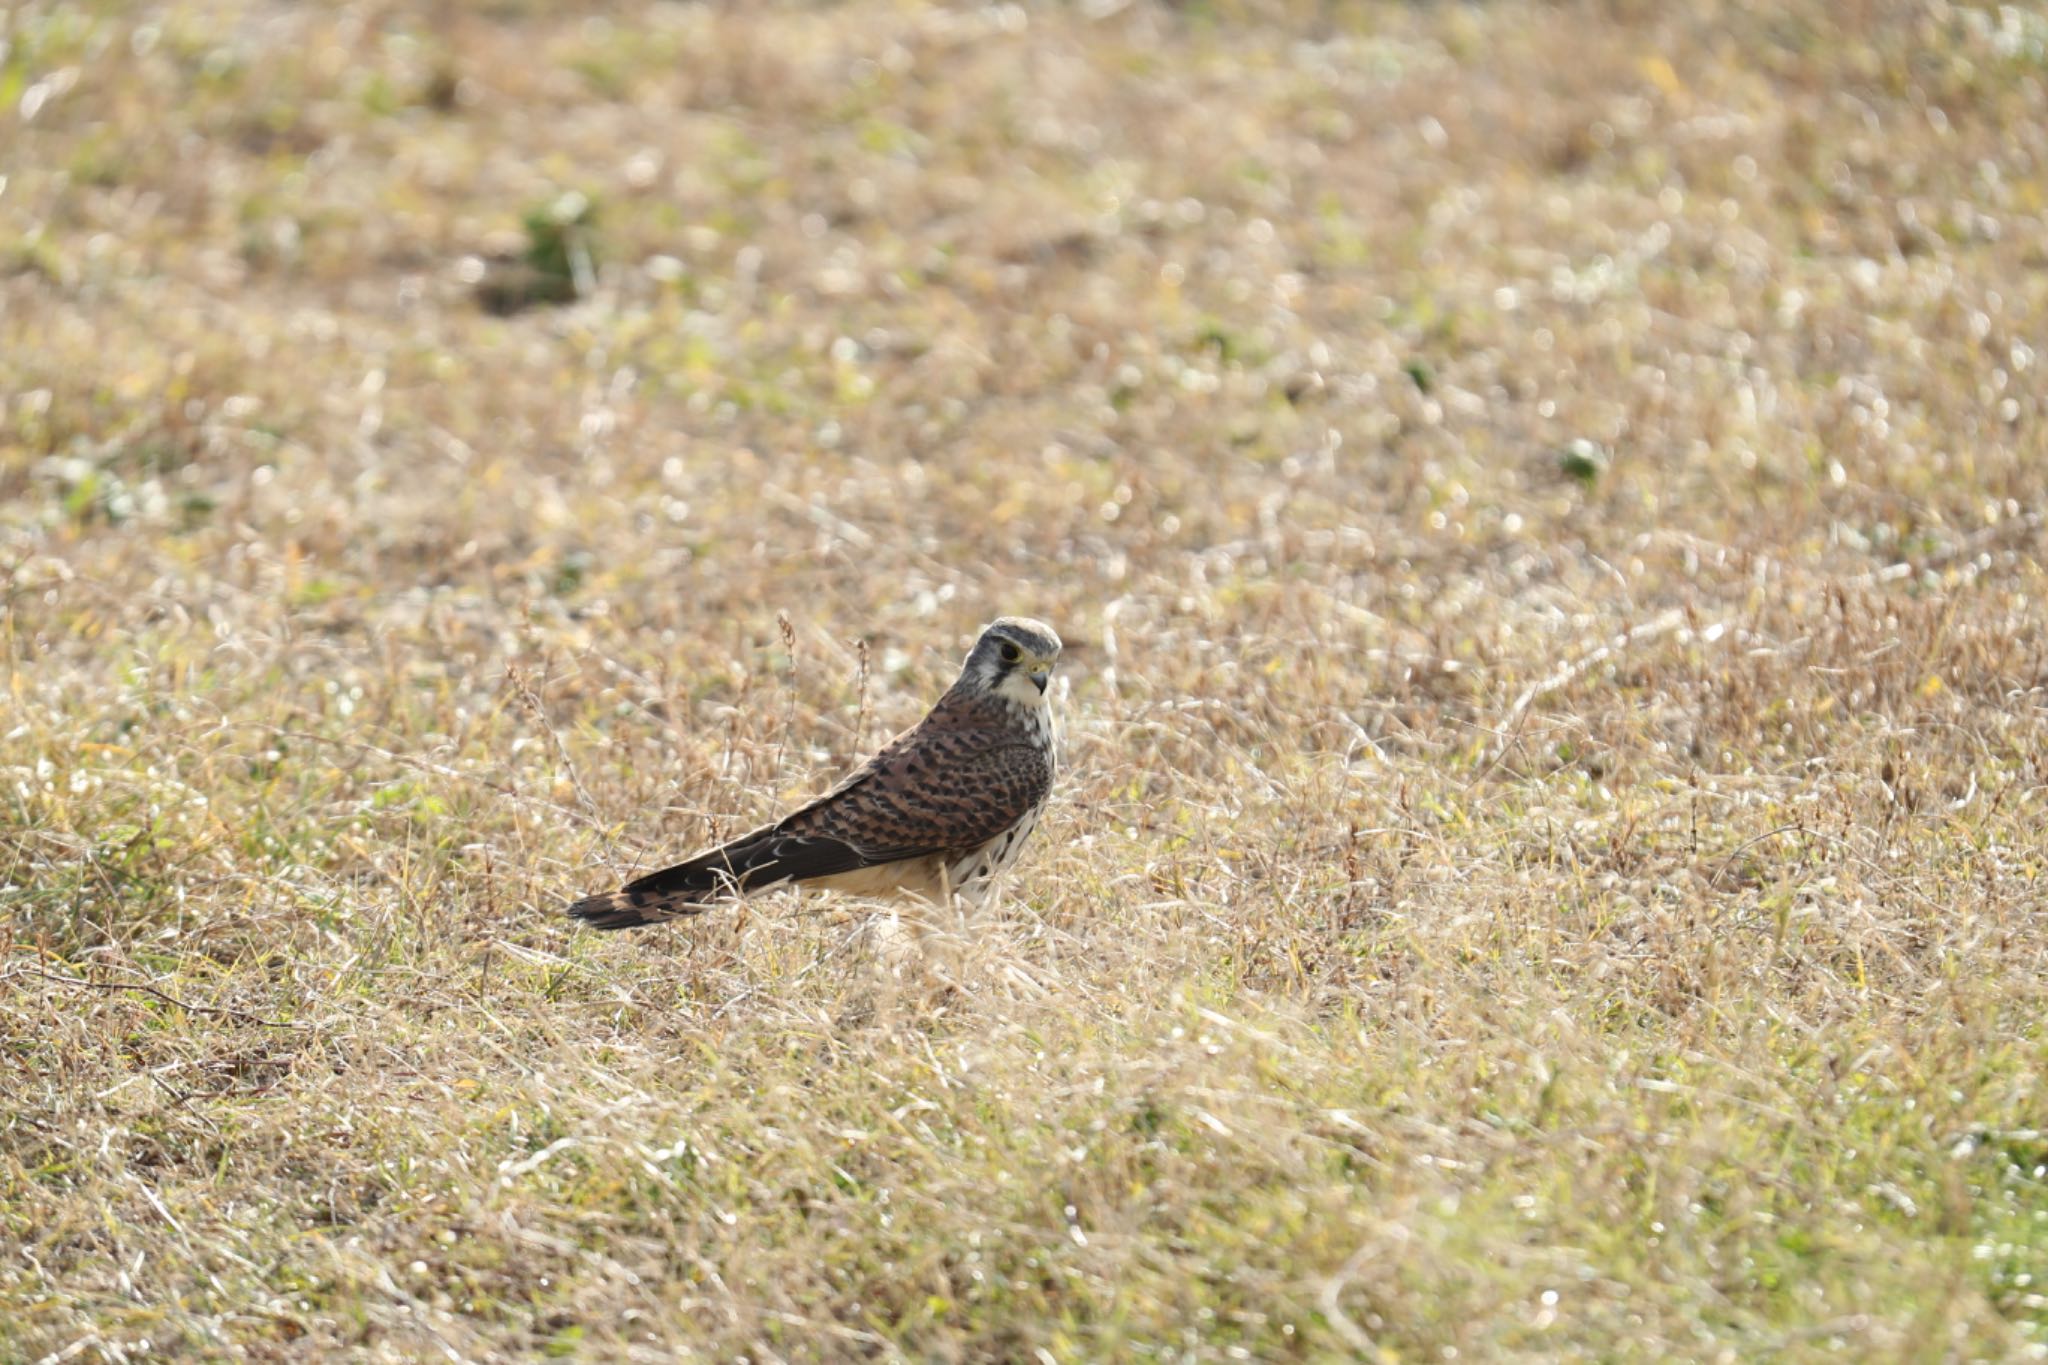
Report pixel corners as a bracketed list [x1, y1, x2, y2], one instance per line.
[791, 734, 1051, 860]
[568, 694, 1051, 929]
[610, 827, 857, 900]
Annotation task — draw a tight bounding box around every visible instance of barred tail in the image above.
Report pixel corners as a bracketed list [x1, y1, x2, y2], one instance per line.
[564, 885, 714, 930]
[565, 826, 871, 931]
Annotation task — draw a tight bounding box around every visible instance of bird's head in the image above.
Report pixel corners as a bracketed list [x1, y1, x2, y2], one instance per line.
[956, 616, 1062, 707]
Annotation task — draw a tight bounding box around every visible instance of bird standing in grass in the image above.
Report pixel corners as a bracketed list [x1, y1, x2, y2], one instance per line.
[568, 617, 1061, 929]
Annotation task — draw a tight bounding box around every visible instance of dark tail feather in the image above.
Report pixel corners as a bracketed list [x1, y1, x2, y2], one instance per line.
[564, 886, 710, 930]
[564, 850, 739, 930]
[566, 828, 872, 931]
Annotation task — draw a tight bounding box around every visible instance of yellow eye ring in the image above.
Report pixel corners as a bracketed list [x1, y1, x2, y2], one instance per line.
[998, 641, 1022, 664]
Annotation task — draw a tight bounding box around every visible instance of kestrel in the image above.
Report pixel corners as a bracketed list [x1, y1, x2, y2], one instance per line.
[567, 617, 1062, 929]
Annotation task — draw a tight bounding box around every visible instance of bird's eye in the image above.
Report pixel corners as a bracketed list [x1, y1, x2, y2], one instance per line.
[998, 641, 1022, 664]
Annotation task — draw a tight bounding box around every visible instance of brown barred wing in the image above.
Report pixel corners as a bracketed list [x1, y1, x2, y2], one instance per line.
[789, 731, 1053, 863]
[566, 695, 1053, 930]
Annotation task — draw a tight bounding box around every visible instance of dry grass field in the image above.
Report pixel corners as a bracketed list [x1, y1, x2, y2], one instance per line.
[6, 0, 2048, 1359]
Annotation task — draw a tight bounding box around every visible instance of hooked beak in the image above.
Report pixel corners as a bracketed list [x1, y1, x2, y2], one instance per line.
[1028, 664, 1051, 693]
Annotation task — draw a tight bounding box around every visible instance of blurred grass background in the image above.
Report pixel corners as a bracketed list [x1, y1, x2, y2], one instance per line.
[5, 0, 2048, 1359]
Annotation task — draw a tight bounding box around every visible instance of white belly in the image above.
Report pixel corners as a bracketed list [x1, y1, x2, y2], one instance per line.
[944, 800, 1045, 905]
[808, 857, 948, 901]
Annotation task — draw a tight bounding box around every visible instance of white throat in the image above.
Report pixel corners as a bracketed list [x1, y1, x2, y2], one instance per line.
[990, 670, 1051, 711]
